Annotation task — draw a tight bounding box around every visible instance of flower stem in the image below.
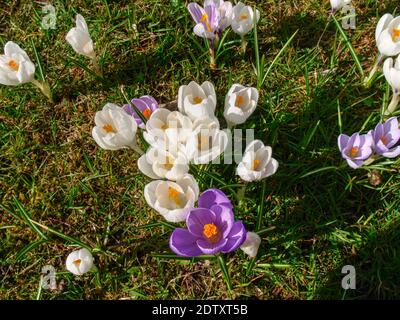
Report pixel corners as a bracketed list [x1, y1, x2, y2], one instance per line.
[31, 79, 53, 103]
[241, 36, 247, 55]
[129, 143, 144, 155]
[209, 40, 216, 70]
[364, 54, 384, 88]
[364, 154, 380, 166]
[385, 93, 400, 116]
[91, 56, 103, 77]
[237, 184, 246, 206]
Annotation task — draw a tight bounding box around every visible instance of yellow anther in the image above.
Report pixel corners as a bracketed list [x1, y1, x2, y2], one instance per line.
[252, 159, 260, 170]
[235, 95, 245, 107]
[392, 28, 400, 42]
[103, 124, 116, 133]
[168, 187, 182, 206]
[7, 59, 19, 71]
[349, 147, 359, 158]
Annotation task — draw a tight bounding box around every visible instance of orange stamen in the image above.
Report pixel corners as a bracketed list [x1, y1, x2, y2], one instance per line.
[168, 187, 181, 206]
[73, 259, 82, 267]
[193, 96, 203, 104]
[239, 13, 249, 21]
[392, 28, 400, 42]
[253, 159, 260, 170]
[349, 147, 359, 158]
[235, 95, 245, 107]
[7, 59, 19, 71]
[203, 223, 219, 239]
[103, 124, 116, 133]
[201, 13, 212, 32]
[142, 108, 152, 119]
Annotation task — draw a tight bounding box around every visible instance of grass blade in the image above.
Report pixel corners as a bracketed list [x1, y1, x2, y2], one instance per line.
[247, 180, 267, 276]
[332, 15, 364, 77]
[16, 239, 48, 262]
[31, 39, 45, 81]
[256, 180, 267, 230]
[261, 30, 298, 86]
[217, 255, 232, 293]
[153, 253, 215, 261]
[68, 57, 104, 82]
[29, 220, 93, 251]
[13, 198, 49, 240]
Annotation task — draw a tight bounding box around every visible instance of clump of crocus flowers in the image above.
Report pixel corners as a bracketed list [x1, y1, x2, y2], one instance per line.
[338, 117, 400, 168]
[187, 1, 260, 69]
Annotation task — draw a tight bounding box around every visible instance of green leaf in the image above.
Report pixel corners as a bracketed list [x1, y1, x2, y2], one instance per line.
[13, 198, 49, 240]
[217, 255, 232, 292]
[332, 15, 364, 78]
[16, 239, 48, 261]
[261, 30, 298, 86]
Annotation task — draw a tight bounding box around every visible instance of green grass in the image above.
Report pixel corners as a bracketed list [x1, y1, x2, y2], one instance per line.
[1, 0, 400, 300]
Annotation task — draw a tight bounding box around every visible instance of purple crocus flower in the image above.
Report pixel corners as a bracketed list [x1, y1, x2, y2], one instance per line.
[369, 117, 400, 158]
[123, 95, 158, 129]
[188, 2, 219, 39]
[169, 188, 246, 257]
[188, 1, 232, 39]
[338, 132, 374, 169]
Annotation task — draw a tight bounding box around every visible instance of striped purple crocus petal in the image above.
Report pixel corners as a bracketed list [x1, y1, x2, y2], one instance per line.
[204, 3, 218, 31]
[188, 3, 205, 24]
[371, 117, 400, 158]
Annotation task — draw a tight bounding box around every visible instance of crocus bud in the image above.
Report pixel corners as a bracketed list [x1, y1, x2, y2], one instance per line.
[66, 248, 94, 276]
[66, 14, 95, 58]
[240, 231, 261, 258]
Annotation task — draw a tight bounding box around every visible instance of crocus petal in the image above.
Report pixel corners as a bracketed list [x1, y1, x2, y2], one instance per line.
[186, 208, 216, 237]
[338, 134, 350, 152]
[211, 204, 234, 238]
[198, 188, 233, 209]
[188, 3, 205, 24]
[376, 13, 393, 43]
[240, 231, 261, 258]
[138, 154, 160, 179]
[169, 228, 203, 257]
[196, 238, 228, 255]
[221, 221, 246, 253]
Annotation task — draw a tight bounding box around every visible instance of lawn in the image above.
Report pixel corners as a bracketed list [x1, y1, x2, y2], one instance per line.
[1, 0, 400, 300]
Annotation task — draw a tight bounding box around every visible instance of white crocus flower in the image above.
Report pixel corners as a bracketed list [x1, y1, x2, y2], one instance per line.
[66, 14, 95, 59]
[236, 140, 279, 182]
[178, 81, 217, 121]
[224, 84, 258, 126]
[143, 108, 193, 150]
[376, 14, 400, 57]
[138, 147, 189, 181]
[240, 231, 261, 258]
[383, 55, 400, 114]
[66, 248, 94, 276]
[365, 13, 397, 87]
[144, 174, 199, 222]
[383, 55, 400, 93]
[92, 103, 141, 152]
[0, 41, 35, 86]
[330, 0, 351, 13]
[231, 2, 260, 37]
[185, 118, 228, 164]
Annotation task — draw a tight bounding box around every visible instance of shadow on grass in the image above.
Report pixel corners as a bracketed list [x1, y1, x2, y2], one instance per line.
[315, 221, 400, 299]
